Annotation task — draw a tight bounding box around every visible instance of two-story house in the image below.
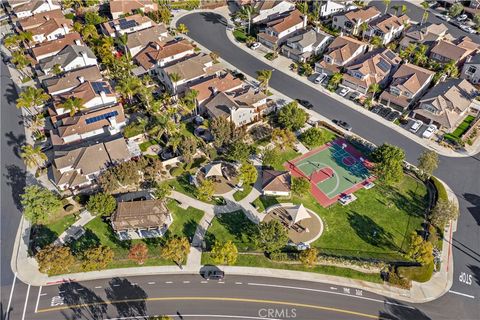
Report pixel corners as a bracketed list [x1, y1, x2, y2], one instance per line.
[332, 6, 381, 36]
[133, 39, 195, 76]
[17, 9, 63, 31]
[252, 0, 295, 24]
[52, 138, 131, 191]
[109, 0, 158, 20]
[189, 73, 244, 109]
[281, 28, 332, 62]
[363, 14, 409, 45]
[413, 79, 480, 132]
[38, 45, 98, 76]
[205, 87, 273, 127]
[158, 53, 224, 94]
[314, 35, 368, 75]
[43, 65, 103, 95]
[100, 14, 155, 37]
[379, 63, 435, 111]
[31, 32, 83, 61]
[342, 48, 402, 94]
[319, 0, 352, 18]
[430, 36, 479, 66]
[30, 17, 72, 43]
[399, 22, 450, 51]
[13, 0, 60, 18]
[126, 24, 169, 57]
[257, 10, 306, 49]
[461, 53, 480, 84]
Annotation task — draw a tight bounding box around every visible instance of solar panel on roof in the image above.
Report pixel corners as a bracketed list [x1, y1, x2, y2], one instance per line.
[119, 18, 138, 30]
[385, 50, 397, 60]
[376, 59, 391, 73]
[85, 111, 119, 125]
[91, 82, 111, 94]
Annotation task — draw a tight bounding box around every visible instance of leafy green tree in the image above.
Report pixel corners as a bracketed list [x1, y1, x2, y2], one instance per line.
[271, 128, 296, 150]
[239, 162, 258, 185]
[84, 11, 106, 25]
[114, 160, 142, 187]
[85, 0, 99, 6]
[370, 35, 383, 48]
[179, 136, 198, 166]
[36, 244, 76, 276]
[80, 24, 99, 42]
[299, 247, 318, 267]
[52, 64, 63, 76]
[20, 144, 47, 170]
[82, 245, 114, 271]
[300, 127, 329, 148]
[98, 169, 119, 194]
[417, 150, 439, 179]
[115, 76, 141, 103]
[278, 101, 308, 131]
[449, 3, 463, 17]
[255, 220, 288, 254]
[21, 186, 62, 223]
[371, 144, 405, 184]
[299, 62, 313, 76]
[161, 237, 190, 267]
[211, 240, 238, 265]
[86, 193, 117, 216]
[262, 147, 281, 168]
[442, 60, 459, 78]
[406, 233, 434, 265]
[360, 21, 369, 40]
[292, 177, 310, 196]
[176, 23, 189, 34]
[327, 72, 343, 91]
[256, 69, 273, 92]
[210, 117, 234, 147]
[158, 6, 172, 24]
[149, 316, 173, 320]
[197, 179, 215, 202]
[228, 141, 252, 163]
[155, 183, 172, 200]
[430, 199, 459, 229]
[128, 243, 149, 265]
[368, 83, 381, 102]
[474, 14, 480, 29]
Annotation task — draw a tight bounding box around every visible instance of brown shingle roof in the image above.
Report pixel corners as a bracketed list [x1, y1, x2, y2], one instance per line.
[43, 65, 102, 94]
[262, 170, 291, 192]
[431, 37, 479, 61]
[390, 63, 434, 94]
[370, 14, 409, 33]
[31, 32, 82, 60]
[269, 9, 303, 33]
[127, 24, 169, 52]
[134, 39, 194, 70]
[189, 73, 244, 103]
[325, 36, 367, 64]
[164, 53, 222, 81]
[112, 199, 170, 231]
[344, 6, 380, 23]
[18, 9, 63, 30]
[53, 80, 115, 108]
[30, 17, 72, 37]
[109, 0, 157, 15]
[101, 13, 154, 35]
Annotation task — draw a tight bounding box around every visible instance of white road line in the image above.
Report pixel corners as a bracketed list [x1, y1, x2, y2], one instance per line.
[21, 284, 31, 320]
[112, 284, 120, 287]
[218, 281, 225, 284]
[330, 287, 338, 290]
[165, 281, 173, 284]
[235, 282, 243, 285]
[147, 282, 155, 285]
[247, 282, 415, 309]
[201, 281, 208, 283]
[449, 290, 475, 299]
[94, 286, 102, 289]
[6, 272, 17, 320]
[183, 281, 191, 284]
[34, 286, 42, 313]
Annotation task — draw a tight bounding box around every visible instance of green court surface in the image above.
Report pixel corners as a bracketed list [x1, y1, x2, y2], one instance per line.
[293, 143, 370, 198]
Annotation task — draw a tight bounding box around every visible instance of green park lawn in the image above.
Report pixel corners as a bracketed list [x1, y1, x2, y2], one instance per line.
[47, 212, 78, 236]
[165, 200, 204, 240]
[233, 184, 253, 201]
[272, 147, 300, 171]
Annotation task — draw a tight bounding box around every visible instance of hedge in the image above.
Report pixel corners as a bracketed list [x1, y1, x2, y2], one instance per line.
[431, 176, 448, 202]
[397, 263, 434, 283]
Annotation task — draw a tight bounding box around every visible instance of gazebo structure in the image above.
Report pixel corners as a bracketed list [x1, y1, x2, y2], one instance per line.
[286, 204, 310, 227]
[204, 163, 223, 178]
[197, 161, 239, 195]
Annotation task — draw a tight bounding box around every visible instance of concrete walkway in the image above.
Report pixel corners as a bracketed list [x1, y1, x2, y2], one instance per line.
[54, 210, 94, 246]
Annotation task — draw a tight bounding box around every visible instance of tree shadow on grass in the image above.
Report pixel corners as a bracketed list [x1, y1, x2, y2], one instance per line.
[376, 184, 427, 218]
[58, 282, 108, 320]
[347, 211, 397, 251]
[105, 277, 148, 318]
[379, 298, 431, 320]
[68, 229, 100, 257]
[29, 224, 58, 255]
[182, 219, 199, 241]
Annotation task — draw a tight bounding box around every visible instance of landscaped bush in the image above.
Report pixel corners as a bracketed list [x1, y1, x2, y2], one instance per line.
[64, 13, 75, 19]
[124, 120, 147, 138]
[269, 252, 290, 261]
[397, 263, 434, 283]
[170, 166, 184, 177]
[431, 176, 448, 202]
[386, 269, 412, 289]
[233, 29, 247, 42]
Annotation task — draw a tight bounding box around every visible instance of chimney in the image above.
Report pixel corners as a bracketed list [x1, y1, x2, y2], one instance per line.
[78, 76, 85, 83]
[303, 14, 307, 30]
[211, 86, 218, 96]
[74, 39, 82, 46]
[45, 15, 50, 21]
[80, 51, 88, 65]
[155, 43, 160, 51]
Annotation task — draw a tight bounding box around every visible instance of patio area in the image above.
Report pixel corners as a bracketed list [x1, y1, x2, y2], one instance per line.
[263, 203, 323, 244]
[196, 161, 239, 195]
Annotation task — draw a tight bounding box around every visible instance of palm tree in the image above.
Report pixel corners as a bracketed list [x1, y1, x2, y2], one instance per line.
[383, 0, 391, 15]
[392, 5, 400, 16]
[370, 36, 383, 48]
[443, 60, 459, 78]
[245, 36, 256, 46]
[116, 33, 128, 52]
[168, 72, 182, 95]
[16, 87, 50, 113]
[3, 34, 20, 49]
[168, 134, 182, 154]
[18, 31, 33, 48]
[360, 21, 369, 40]
[29, 114, 45, 130]
[181, 89, 199, 115]
[237, 5, 257, 35]
[401, 4, 408, 15]
[11, 51, 30, 73]
[327, 72, 343, 91]
[400, 43, 416, 61]
[176, 23, 189, 35]
[256, 69, 273, 92]
[61, 97, 85, 116]
[20, 144, 47, 170]
[413, 44, 428, 66]
[368, 83, 381, 102]
[420, 1, 429, 25]
[209, 51, 220, 63]
[363, 97, 373, 109]
[115, 76, 141, 103]
[52, 64, 63, 76]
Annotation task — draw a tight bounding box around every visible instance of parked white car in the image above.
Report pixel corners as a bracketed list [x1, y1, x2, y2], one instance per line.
[314, 73, 327, 84]
[339, 87, 350, 97]
[410, 120, 423, 133]
[250, 42, 261, 50]
[422, 124, 437, 138]
[436, 14, 450, 22]
[456, 14, 468, 22]
[460, 25, 476, 34]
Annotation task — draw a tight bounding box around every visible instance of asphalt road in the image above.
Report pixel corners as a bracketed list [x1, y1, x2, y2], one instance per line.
[1, 2, 480, 319]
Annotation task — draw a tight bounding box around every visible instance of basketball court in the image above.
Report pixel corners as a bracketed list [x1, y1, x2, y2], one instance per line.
[285, 139, 374, 207]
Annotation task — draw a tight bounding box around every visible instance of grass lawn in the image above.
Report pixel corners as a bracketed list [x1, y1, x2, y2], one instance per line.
[202, 253, 382, 283]
[139, 139, 159, 152]
[205, 211, 257, 252]
[166, 200, 204, 240]
[444, 115, 475, 142]
[233, 184, 253, 201]
[272, 147, 300, 171]
[47, 213, 78, 235]
[253, 175, 428, 262]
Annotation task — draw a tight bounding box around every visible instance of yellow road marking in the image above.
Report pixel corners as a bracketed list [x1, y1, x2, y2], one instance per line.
[37, 296, 378, 318]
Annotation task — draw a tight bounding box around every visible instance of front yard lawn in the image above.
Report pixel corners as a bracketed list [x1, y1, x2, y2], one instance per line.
[166, 200, 204, 240]
[47, 212, 78, 236]
[444, 115, 476, 142]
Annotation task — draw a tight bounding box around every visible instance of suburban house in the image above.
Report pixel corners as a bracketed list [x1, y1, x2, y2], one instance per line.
[363, 14, 409, 45]
[38, 44, 98, 76]
[158, 53, 224, 94]
[461, 53, 480, 84]
[314, 35, 368, 75]
[429, 36, 479, 65]
[52, 138, 131, 191]
[319, 0, 350, 18]
[133, 39, 195, 76]
[126, 24, 169, 57]
[399, 22, 450, 50]
[413, 79, 480, 132]
[281, 28, 332, 63]
[50, 104, 126, 145]
[17, 9, 63, 31]
[257, 10, 306, 49]
[332, 6, 381, 36]
[43, 66, 103, 95]
[29, 16, 72, 43]
[342, 48, 402, 94]
[261, 170, 292, 197]
[204, 87, 273, 127]
[6, 0, 30, 9]
[109, 0, 158, 20]
[111, 199, 173, 240]
[100, 14, 155, 37]
[31, 32, 83, 61]
[189, 73, 244, 108]
[252, 0, 295, 24]
[379, 63, 435, 111]
[12, 0, 60, 18]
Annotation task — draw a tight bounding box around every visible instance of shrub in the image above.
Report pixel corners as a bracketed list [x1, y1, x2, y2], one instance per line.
[431, 176, 448, 202]
[397, 263, 434, 283]
[64, 13, 75, 19]
[386, 269, 412, 289]
[170, 166, 184, 177]
[269, 252, 289, 261]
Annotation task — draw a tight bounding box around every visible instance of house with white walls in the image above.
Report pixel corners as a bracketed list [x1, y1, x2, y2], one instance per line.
[332, 6, 381, 36]
[13, 0, 61, 18]
[257, 10, 306, 49]
[252, 0, 295, 24]
[38, 45, 97, 75]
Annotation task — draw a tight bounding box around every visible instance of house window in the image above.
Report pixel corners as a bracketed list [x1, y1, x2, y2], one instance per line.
[345, 21, 353, 29]
[467, 66, 477, 75]
[390, 87, 401, 96]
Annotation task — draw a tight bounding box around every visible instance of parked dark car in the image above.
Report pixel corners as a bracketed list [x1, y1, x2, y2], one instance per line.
[201, 270, 225, 280]
[371, 105, 382, 114]
[296, 99, 314, 109]
[379, 107, 391, 118]
[333, 119, 352, 131]
[386, 111, 401, 122]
